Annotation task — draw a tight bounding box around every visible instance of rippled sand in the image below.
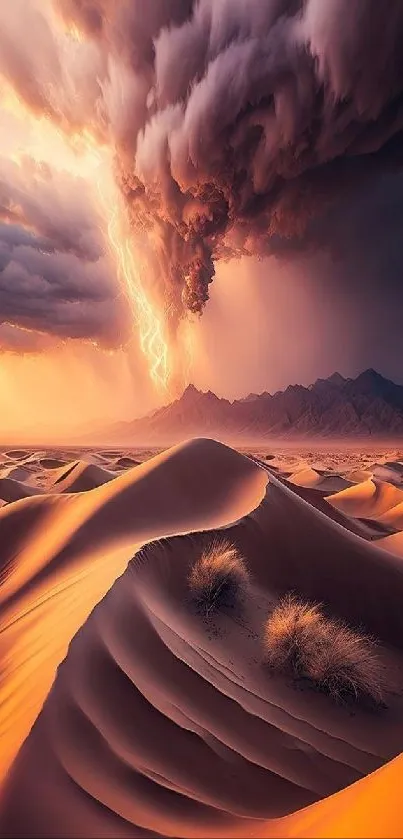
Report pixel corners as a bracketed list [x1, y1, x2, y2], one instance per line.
[0, 440, 402, 837]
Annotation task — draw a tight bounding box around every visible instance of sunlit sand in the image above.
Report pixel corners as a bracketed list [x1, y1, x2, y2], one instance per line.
[0, 441, 402, 837]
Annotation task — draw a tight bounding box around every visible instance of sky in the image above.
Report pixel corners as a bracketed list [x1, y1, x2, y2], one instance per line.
[0, 0, 403, 440]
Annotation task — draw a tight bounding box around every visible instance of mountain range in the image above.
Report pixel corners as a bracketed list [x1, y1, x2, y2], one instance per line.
[107, 369, 403, 443]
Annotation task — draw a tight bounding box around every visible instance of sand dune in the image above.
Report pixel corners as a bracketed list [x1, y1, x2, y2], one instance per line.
[0, 449, 158, 497]
[269, 752, 403, 838]
[39, 457, 70, 469]
[326, 473, 403, 553]
[345, 468, 374, 484]
[326, 479, 403, 520]
[279, 476, 389, 541]
[372, 463, 403, 486]
[0, 439, 267, 784]
[0, 477, 38, 503]
[289, 467, 352, 493]
[0, 441, 403, 836]
[377, 531, 403, 558]
[50, 460, 115, 493]
[1, 445, 403, 837]
[377, 500, 403, 531]
[114, 456, 141, 469]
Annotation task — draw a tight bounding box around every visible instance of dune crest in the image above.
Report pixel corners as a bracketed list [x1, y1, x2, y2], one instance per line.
[50, 460, 114, 493]
[1, 442, 403, 837]
[326, 479, 403, 520]
[289, 468, 352, 494]
[0, 439, 267, 782]
[1, 448, 403, 837]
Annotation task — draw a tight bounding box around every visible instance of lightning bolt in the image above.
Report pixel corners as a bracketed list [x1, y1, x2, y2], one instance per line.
[105, 203, 171, 390]
[0, 82, 178, 395]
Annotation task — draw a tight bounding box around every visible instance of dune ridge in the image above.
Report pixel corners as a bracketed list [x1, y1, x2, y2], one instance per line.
[1, 444, 403, 837]
[1, 441, 403, 837]
[289, 468, 352, 494]
[50, 460, 115, 493]
[326, 479, 403, 521]
[0, 439, 267, 783]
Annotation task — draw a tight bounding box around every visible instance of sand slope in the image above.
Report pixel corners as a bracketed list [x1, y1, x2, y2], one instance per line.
[0, 477, 37, 503]
[377, 500, 403, 530]
[289, 468, 351, 493]
[377, 531, 403, 558]
[275, 752, 403, 838]
[371, 462, 403, 486]
[345, 468, 374, 484]
[0, 439, 267, 783]
[326, 479, 403, 520]
[1, 447, 403, 837]
[50, 460, 115, 493]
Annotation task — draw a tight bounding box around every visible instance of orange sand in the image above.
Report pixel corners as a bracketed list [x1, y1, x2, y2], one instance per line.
[0, 440, 402, 837]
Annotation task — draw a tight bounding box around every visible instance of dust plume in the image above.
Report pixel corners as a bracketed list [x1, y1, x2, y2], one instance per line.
[1, 0, 403, 380]
[55, 0, 403, 326]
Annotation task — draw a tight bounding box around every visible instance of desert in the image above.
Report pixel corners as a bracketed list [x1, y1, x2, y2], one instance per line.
[2, 0, 403, 835]
[0, 440, 403, 836]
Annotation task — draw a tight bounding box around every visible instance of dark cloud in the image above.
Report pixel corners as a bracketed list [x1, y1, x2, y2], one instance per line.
[0, 151, 134, 351]
[0, 157, 104, 261]
[0, 223, 129, 346]
[52, 0, 403, 327]
[0, 0, 402, 351]
[0, 151, 132, 347]
[0, 174, 130, 349]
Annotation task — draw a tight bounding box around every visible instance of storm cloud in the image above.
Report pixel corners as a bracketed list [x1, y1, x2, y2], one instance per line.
[54, 0, 403, 323]
[0, 221, 129, 346]
[1, 0, 403, 344]
[0, 158, 129, 347]
[0, 157, 104, 261]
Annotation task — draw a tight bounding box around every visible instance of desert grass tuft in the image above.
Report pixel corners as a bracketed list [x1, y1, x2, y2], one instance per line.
[188, 540, 249, 616]
[263, 594, 386, 705]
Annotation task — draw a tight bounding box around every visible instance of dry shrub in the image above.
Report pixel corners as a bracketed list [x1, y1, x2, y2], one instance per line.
[188, 540, 249, 616]
[263, 594, 386, 705]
